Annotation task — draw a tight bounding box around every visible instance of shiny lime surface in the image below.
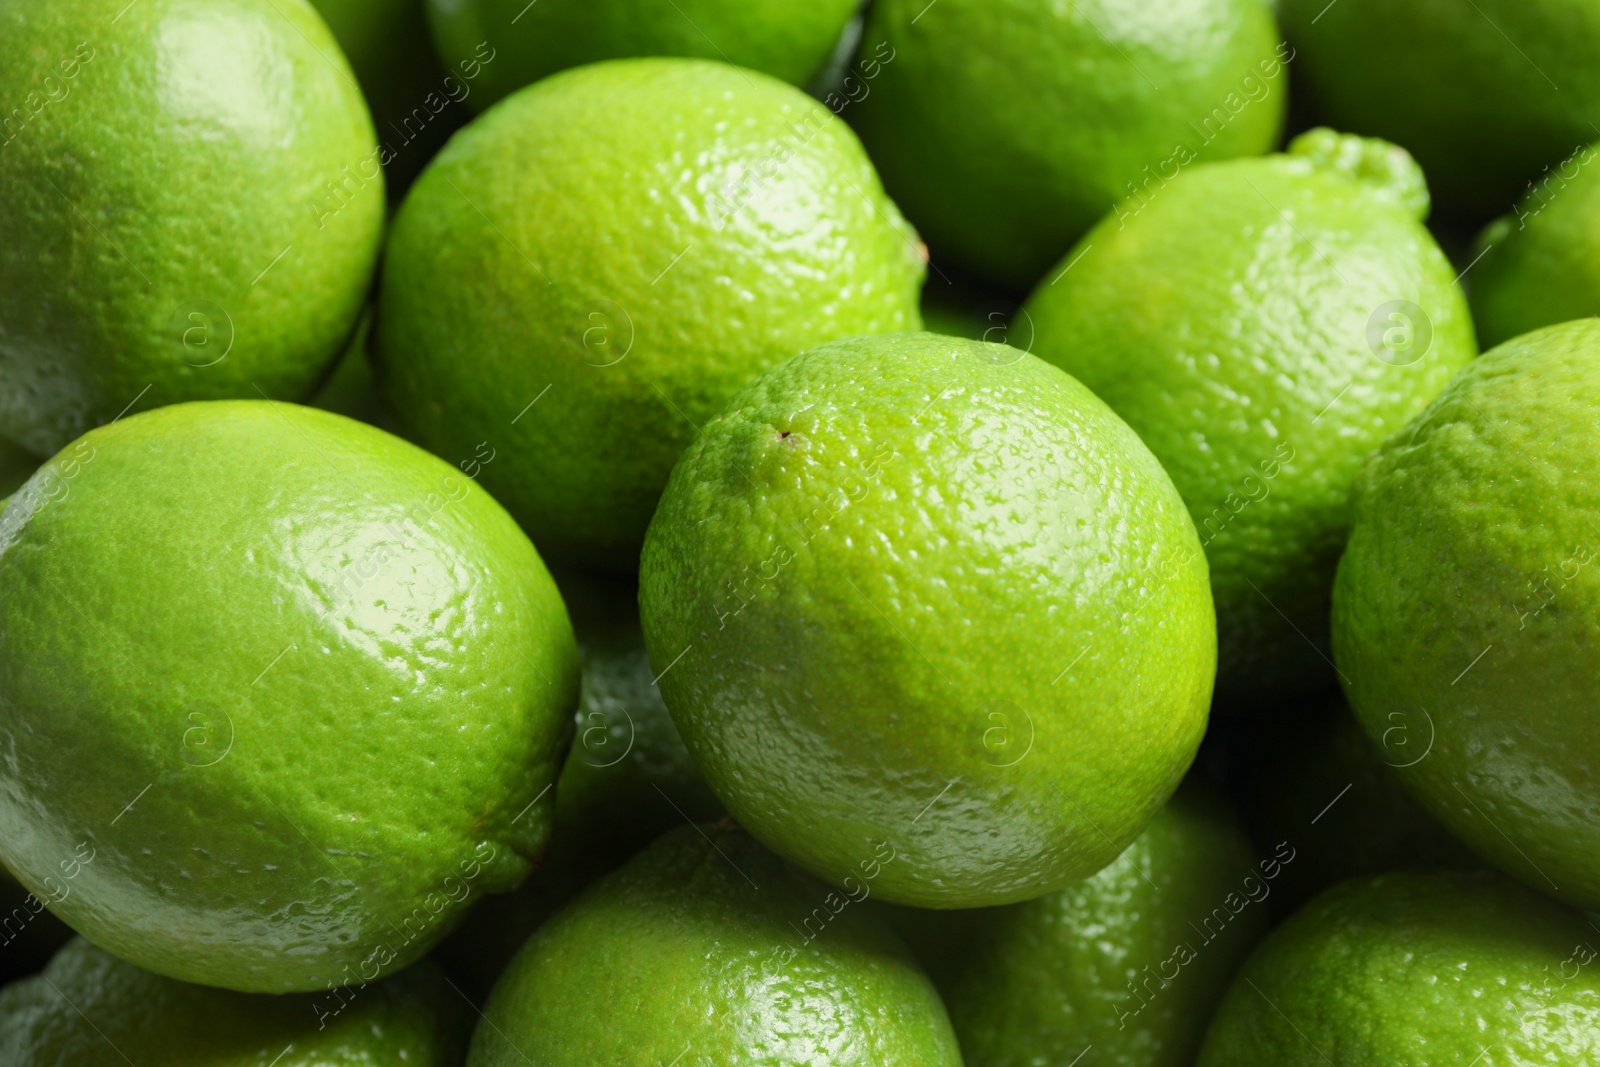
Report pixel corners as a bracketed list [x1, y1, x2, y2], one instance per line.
[1026, 130, 1476, 700]
[852, 0, 1285, 289]
[639, 332, 1215, 908]
[376, 58, 924, 568]
[0, 0, 384, 457]
[1334, 320, 1600, 911]
[0, 938, 469, 1064]
[0, 401, 579, 992]
[945, 784, 1268, 1067]
[468, 824, 962, 1066]
[425, 0, 860, 111]
[1198, 870, 1600, 1065]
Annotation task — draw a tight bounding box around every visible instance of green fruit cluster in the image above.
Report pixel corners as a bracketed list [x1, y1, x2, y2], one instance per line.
[1, 1, 1598, 1064]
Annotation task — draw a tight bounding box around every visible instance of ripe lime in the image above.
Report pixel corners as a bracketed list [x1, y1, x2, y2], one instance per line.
[425, 0, 860, 112]
[376, 58, 924, 567]
[467, 824, 962, 1067]
[1198, 870, 1600, 1065]
[1025, 129, 1476, 700]
[1281, 0, 1600, 218]
[0, 400, 578, 992]
[1469, 142, 1600, 347]
[1334, 319, 1600, 911]
[0, 938, 469, 1064]
[639, 332, 1215, 908]
[0, 0, 384, 457]
[943, 784, 1268, 1067]
[851, 0, 1286, 289]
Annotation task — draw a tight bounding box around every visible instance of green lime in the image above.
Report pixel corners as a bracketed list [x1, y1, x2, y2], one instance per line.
[467, 824, 962, 1066]
[0, 937, 469, 1064]
[851, 0, 1286, 290]
[1333, 319, 1600, 912]
[376, 58, 924, 568]
[1237, 698, 1478, 917]
[424, 0, 860, 112]
[1025, 129, 1476, 700]
[939, 783, 1268, 1067]
[1197, 870, 1600, 1065]
[1281, 0, 1600, 219]
[436, 568, 722, 999]
[310, 0, 464, 191]
[639, 332, 1215, 908]
[0, 0, 384, 458]
[0, 400, 579, 992]
[1468, 142, 1600, 347]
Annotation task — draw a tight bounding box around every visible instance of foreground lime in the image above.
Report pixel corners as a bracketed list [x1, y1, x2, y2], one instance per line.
[1333, 319, 1600, 911]
[376, 58, 923, 568]
[1281, 0, 1600, 218]
[1198, 870, 1600, 1065]
[1469, 142, 1600, 347]
[1, 938, 469, 1064]
[0, 401, 578, 992]
[0, 0, 384, 457]
[425, 0, 860, 111]
[640, 332, 1215, 908]
[1026, 130, 1476, 700]
[943, 784, 1268, 1067]
[851, 0, 1286, 289]
[468, 824, 962, 1066]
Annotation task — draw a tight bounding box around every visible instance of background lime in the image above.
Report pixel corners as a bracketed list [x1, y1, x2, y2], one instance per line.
[640, 332, 1215, 908]
[376, 58, 924, 568]
[0, 0, 384, 457]
[851, 0, 1286, 290]
[1025, 130, 1476, 701]
[0, 401, 578, 992]
[1334, 319, 1600, 912]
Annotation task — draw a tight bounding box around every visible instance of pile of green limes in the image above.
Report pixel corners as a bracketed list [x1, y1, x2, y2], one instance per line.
[1, 0, 1596, 1063]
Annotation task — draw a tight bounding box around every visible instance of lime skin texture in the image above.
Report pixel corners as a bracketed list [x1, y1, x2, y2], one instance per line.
[1334, 320, 1600, 913]
[1469, 142, 1600, 348]
[424, 0, 861, 113]
[0, 938, 471, 1065]
[435, 568, 722, 1000]
[1281, 0, 1600, 220]
[466, 824, 963, 1067]
[850, 0, 1286, 291]
[639, 332, 1216, 910]
[941, 784, 1269, 1067]
[375, 57, 924, 570]
[0, 400, 579, 993]
[1197, 870, 1600, 1066]
[1025, 129, 1477, 701]
[0, 0, 384, 459]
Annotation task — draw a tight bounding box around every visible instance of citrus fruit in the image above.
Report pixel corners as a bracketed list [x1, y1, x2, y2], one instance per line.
[436, 568, 721, 998]
[1281, 0, 1600, 219]
[1236, 698, 1477, 917]
[0, 400, 579, 992]
[0, 937, 469, 1064]
[1197, 870, 1600, 1066]
[850, 0, 1287, 290]
[1024, 129, 1476, 701]
[1333, 319, 1600, 912]
[0, 0, 384, 458]
[424, 0, 861, 112]
[311, 0, 464, 192]
[639, 332, 1216, 908]
[1468, 142, 1600, 347]
[467, 823, 963, 1067]
[941, 783, 1268, 1067]
[375, 58, 924, 568]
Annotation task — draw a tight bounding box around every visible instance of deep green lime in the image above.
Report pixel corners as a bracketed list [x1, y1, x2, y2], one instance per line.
[0, 401, 578, 992]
